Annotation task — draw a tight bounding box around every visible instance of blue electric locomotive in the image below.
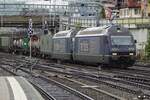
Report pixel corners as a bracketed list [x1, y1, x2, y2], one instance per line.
[73, 25, 136, 67]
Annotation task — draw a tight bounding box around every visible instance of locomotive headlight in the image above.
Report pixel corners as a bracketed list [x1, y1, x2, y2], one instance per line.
[138, 95, 141, 98]
[129, 53, 134, 55]
[112, 53, 117, 55]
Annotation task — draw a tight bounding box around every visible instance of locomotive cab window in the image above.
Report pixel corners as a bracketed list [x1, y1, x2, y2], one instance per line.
[111, 36, 133, 46]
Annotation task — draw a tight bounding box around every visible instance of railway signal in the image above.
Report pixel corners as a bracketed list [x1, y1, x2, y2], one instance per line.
[28, 19, 33, 36]
[28, 18, 33, 72]
[23, 38, 29, 49]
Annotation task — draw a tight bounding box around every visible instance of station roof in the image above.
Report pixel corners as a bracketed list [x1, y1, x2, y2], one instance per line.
[0, 76, 44, 100]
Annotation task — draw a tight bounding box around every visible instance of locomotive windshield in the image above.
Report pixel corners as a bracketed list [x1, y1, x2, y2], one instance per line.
[111, 36, 133, 45]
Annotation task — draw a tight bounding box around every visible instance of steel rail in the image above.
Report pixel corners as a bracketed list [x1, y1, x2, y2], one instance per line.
[0, 66, 57, 100]
[17, 67, 94, 100]
[1, 53, 150, 99]
[30, 82, 56, 100]
[0, 62, 94, 100]
[33, 64, 150, 98]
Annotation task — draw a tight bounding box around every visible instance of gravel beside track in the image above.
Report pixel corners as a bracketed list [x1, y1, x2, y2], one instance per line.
[1, 52, 150, 100]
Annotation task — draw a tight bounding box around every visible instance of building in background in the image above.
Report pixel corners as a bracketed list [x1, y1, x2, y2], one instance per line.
[141, 0, 150, 17]
[117, 0, 150, 18]
[147, 0, 150, 16]
[118, 0, 142, 18]
[100, 0, 117, 8]
[68, 0, 98, 17]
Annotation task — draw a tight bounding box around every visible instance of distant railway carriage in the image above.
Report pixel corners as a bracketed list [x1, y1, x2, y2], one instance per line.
[31, 35, 40, 55]
[12, 37, 29, 53]
[0, 37, 13, 52]
[12, 35, 40, 55]
[52, 30, 76, 61]
[22, 37, 29, 49]
[39, 33, 53, 58]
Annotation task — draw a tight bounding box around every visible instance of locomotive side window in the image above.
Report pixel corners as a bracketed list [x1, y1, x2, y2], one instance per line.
[79, 39, 89, 52]
[111, 36, 133, 45]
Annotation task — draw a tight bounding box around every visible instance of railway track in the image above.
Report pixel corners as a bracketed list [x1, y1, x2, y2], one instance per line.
[0, 64, 139, 99]
[0, 52, 130, 100]
[31, 82, 56, 100]
[104, 66, 150, 85]
[135, 61, 150, 68]
[0, 67, 13, 76]
[33, 62, 150, 100]
[0, 63, 127, 100]
[0, 65, 90, 100]
[1, 52, 150, 99]
[35, 65, 150, 97]
[0, 65, 57, 100]
[0, 54, 100, 100]
[48, 61, 150, 86]
[0, 63, 90, 99]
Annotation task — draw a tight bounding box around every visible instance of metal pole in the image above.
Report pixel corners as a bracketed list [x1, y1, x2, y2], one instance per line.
[29, 35, 33, 73]
[28, 18, 33, 72]
[29, 18, 32, 60]
[29, 36, 32, 60]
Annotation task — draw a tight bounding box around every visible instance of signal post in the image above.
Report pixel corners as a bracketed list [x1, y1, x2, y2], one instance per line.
[28, 18, 33, 72]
